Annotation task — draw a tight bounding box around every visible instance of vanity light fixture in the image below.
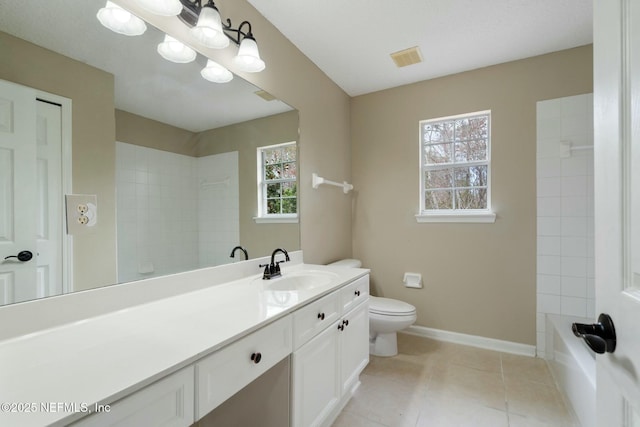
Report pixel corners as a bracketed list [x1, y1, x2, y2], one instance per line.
[200, 59, 233, 83]
[135, 0, 183, 16]
[97, 1, 147, 36]
[190, 2, 230, 49]
[157, 35, 197, 63]
[96, 0, 263, 83]
[179, 0, 266, 72]
[232, 25, 265, 73]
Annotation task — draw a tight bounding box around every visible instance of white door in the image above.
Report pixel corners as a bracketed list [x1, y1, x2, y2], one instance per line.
[36, 100, 63, 300]
[0, 80, 64, 305]
[594, 0, 640, 424]
[0, 80, 38, 305]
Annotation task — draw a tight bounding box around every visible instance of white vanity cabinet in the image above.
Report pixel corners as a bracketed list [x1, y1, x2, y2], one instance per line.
[196, 314, 293, 419]
[338, 301, 369, 395]
[291, 319, 341, 427]
[45, 269, 369, 427]
[291, 275, 370, 427]
[71, 367, 194, 427]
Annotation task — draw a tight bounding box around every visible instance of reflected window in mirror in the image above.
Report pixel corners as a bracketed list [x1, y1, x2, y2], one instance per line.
[256, 142, 298, 223]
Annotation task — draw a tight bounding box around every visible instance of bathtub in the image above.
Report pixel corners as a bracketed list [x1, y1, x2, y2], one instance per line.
[545, 314, 596, 427]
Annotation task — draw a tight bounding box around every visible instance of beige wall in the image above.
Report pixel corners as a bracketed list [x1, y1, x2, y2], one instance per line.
[115, 109, 196, 155]
[0, 31, 117, 291]
[351, 46, 593, 345]
[194, 111, 300, 258]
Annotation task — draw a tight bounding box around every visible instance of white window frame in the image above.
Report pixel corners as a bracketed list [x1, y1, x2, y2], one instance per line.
[416, 110, 496, 223]
[254, 141, 299, 224]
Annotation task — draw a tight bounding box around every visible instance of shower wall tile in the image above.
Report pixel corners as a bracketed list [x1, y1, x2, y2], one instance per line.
[538, 275, 561, 295]
[537, 236, 561, 256]
[116, 143, 239, 283]
[561, 296, 587, 317]
[536, 94, 595, 357]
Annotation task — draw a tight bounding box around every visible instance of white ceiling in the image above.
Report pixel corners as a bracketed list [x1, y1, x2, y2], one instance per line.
[248, 0, 593, 96]
[0, 0, 292, 132]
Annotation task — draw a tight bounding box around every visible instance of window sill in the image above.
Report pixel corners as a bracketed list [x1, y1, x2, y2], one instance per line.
[415, 211, 496, 223]
[254, 215, 299, 224]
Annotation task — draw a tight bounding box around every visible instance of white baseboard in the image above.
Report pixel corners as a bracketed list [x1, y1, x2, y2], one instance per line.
[402, 325, 536, 357]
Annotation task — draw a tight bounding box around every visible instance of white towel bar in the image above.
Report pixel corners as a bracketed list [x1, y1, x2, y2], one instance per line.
[560, 141, 593, 158]
[312, 173, 353, 194]
[200, 177, 230, 188]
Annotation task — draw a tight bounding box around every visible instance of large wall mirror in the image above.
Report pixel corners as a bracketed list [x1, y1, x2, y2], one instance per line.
[0, 0, 300, 306]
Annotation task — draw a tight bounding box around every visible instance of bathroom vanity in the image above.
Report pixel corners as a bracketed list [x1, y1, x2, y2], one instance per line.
[0, 254, 369, 427]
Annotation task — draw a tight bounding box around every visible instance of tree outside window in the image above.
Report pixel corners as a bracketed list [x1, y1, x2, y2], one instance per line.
[258, 142, 297, 217]
[420, 111, 491, 212]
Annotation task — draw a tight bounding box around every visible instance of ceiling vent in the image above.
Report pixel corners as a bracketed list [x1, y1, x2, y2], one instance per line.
[254, 90, 276, 101]
[390, 46, 423, 68]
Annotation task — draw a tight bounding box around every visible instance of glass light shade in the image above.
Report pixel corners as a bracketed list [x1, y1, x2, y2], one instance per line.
[200, 60, 233, 83]
[96, 1, 146, 36]
[233, 37, 265, 72]
[191, 5, 229, 49]
[135, 0, 182, 16]
[157, 35, 197, 63]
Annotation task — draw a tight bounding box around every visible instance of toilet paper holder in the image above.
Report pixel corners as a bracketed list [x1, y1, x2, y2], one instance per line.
[403, 272, 422, 288]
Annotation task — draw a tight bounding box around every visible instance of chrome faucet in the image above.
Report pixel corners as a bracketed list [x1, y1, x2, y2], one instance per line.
[259, 248, 290, 280]
[229, 246, 248, 261]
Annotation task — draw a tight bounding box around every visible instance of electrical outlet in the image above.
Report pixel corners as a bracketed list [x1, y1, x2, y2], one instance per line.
[66, 195, 97, 235]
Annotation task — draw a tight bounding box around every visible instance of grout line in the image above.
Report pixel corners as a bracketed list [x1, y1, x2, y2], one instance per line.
[500, 353, 513, 426]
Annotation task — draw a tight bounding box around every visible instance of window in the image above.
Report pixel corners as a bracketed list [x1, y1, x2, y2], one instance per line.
[417, 111, 495, 223]
[256, 142, 298, 223]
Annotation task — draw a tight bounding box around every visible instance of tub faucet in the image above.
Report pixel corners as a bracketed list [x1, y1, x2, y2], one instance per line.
[259, 248, 290, 280]
[230, 246, 248, 261]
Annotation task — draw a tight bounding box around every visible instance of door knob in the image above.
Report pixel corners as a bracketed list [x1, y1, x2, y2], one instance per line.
[572, 313, 616, 354]
[4, 250, 33, 262]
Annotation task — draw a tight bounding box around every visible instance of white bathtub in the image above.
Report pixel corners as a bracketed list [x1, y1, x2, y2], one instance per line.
[545, 314, 596, 427]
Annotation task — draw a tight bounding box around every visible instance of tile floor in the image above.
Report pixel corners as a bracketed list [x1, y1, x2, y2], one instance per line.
[332, 333, 578, 427]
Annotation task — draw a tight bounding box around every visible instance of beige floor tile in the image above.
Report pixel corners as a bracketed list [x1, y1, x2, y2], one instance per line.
[334, 334, 576, 427]
[446, 344, 503, 373]
[364, 355, 431, 386]
[508, 412, 577, 427]
[427, 363, 507, 411]
[397, 333, 442, 356]
[396, 334, 462, 369]
[416, 395, 509, 427]
[505, 377, 574, 425]
[342, 373, 426, 427]
[331, 410, 388, 427]
[501, 353, 555, 386]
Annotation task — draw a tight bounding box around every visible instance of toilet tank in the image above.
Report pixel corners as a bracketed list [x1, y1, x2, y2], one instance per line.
[328, 259, 362, 268]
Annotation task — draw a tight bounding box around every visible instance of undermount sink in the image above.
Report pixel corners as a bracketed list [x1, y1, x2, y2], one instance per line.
[261, 270, 338, 291]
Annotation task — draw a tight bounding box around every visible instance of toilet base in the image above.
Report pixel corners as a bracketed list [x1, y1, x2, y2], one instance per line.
[370, 332, 398, 357]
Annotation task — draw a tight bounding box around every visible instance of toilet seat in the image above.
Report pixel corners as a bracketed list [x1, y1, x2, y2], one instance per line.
[369, 296, 416, 316]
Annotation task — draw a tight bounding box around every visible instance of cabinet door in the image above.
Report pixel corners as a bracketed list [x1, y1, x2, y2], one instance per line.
[291, 322, 340, 427]
[339, 302, 369, 396]
[71, 367, 194, 427]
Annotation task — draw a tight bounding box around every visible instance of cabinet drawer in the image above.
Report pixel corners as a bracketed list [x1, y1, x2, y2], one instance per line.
[292, 291, 340, 350]
[71, 366, 194, 427]
[340, 275, 369, 314]
[196, 315, 292, 419]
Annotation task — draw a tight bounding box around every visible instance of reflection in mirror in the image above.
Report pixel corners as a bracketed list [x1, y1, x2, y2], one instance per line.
[0, 0, 299, 305]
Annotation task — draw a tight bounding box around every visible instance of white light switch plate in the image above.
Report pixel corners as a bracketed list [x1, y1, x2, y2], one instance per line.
[66, 194, 97, 235]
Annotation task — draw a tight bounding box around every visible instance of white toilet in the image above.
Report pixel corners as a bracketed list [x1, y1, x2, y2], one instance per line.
[329, 259, 417, 357]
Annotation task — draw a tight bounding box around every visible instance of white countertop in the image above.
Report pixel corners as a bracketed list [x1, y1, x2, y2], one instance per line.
[0, 263, 368, 427]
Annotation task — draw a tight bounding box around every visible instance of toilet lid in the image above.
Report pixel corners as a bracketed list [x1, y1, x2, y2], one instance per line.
[369, 297, 416, 315]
